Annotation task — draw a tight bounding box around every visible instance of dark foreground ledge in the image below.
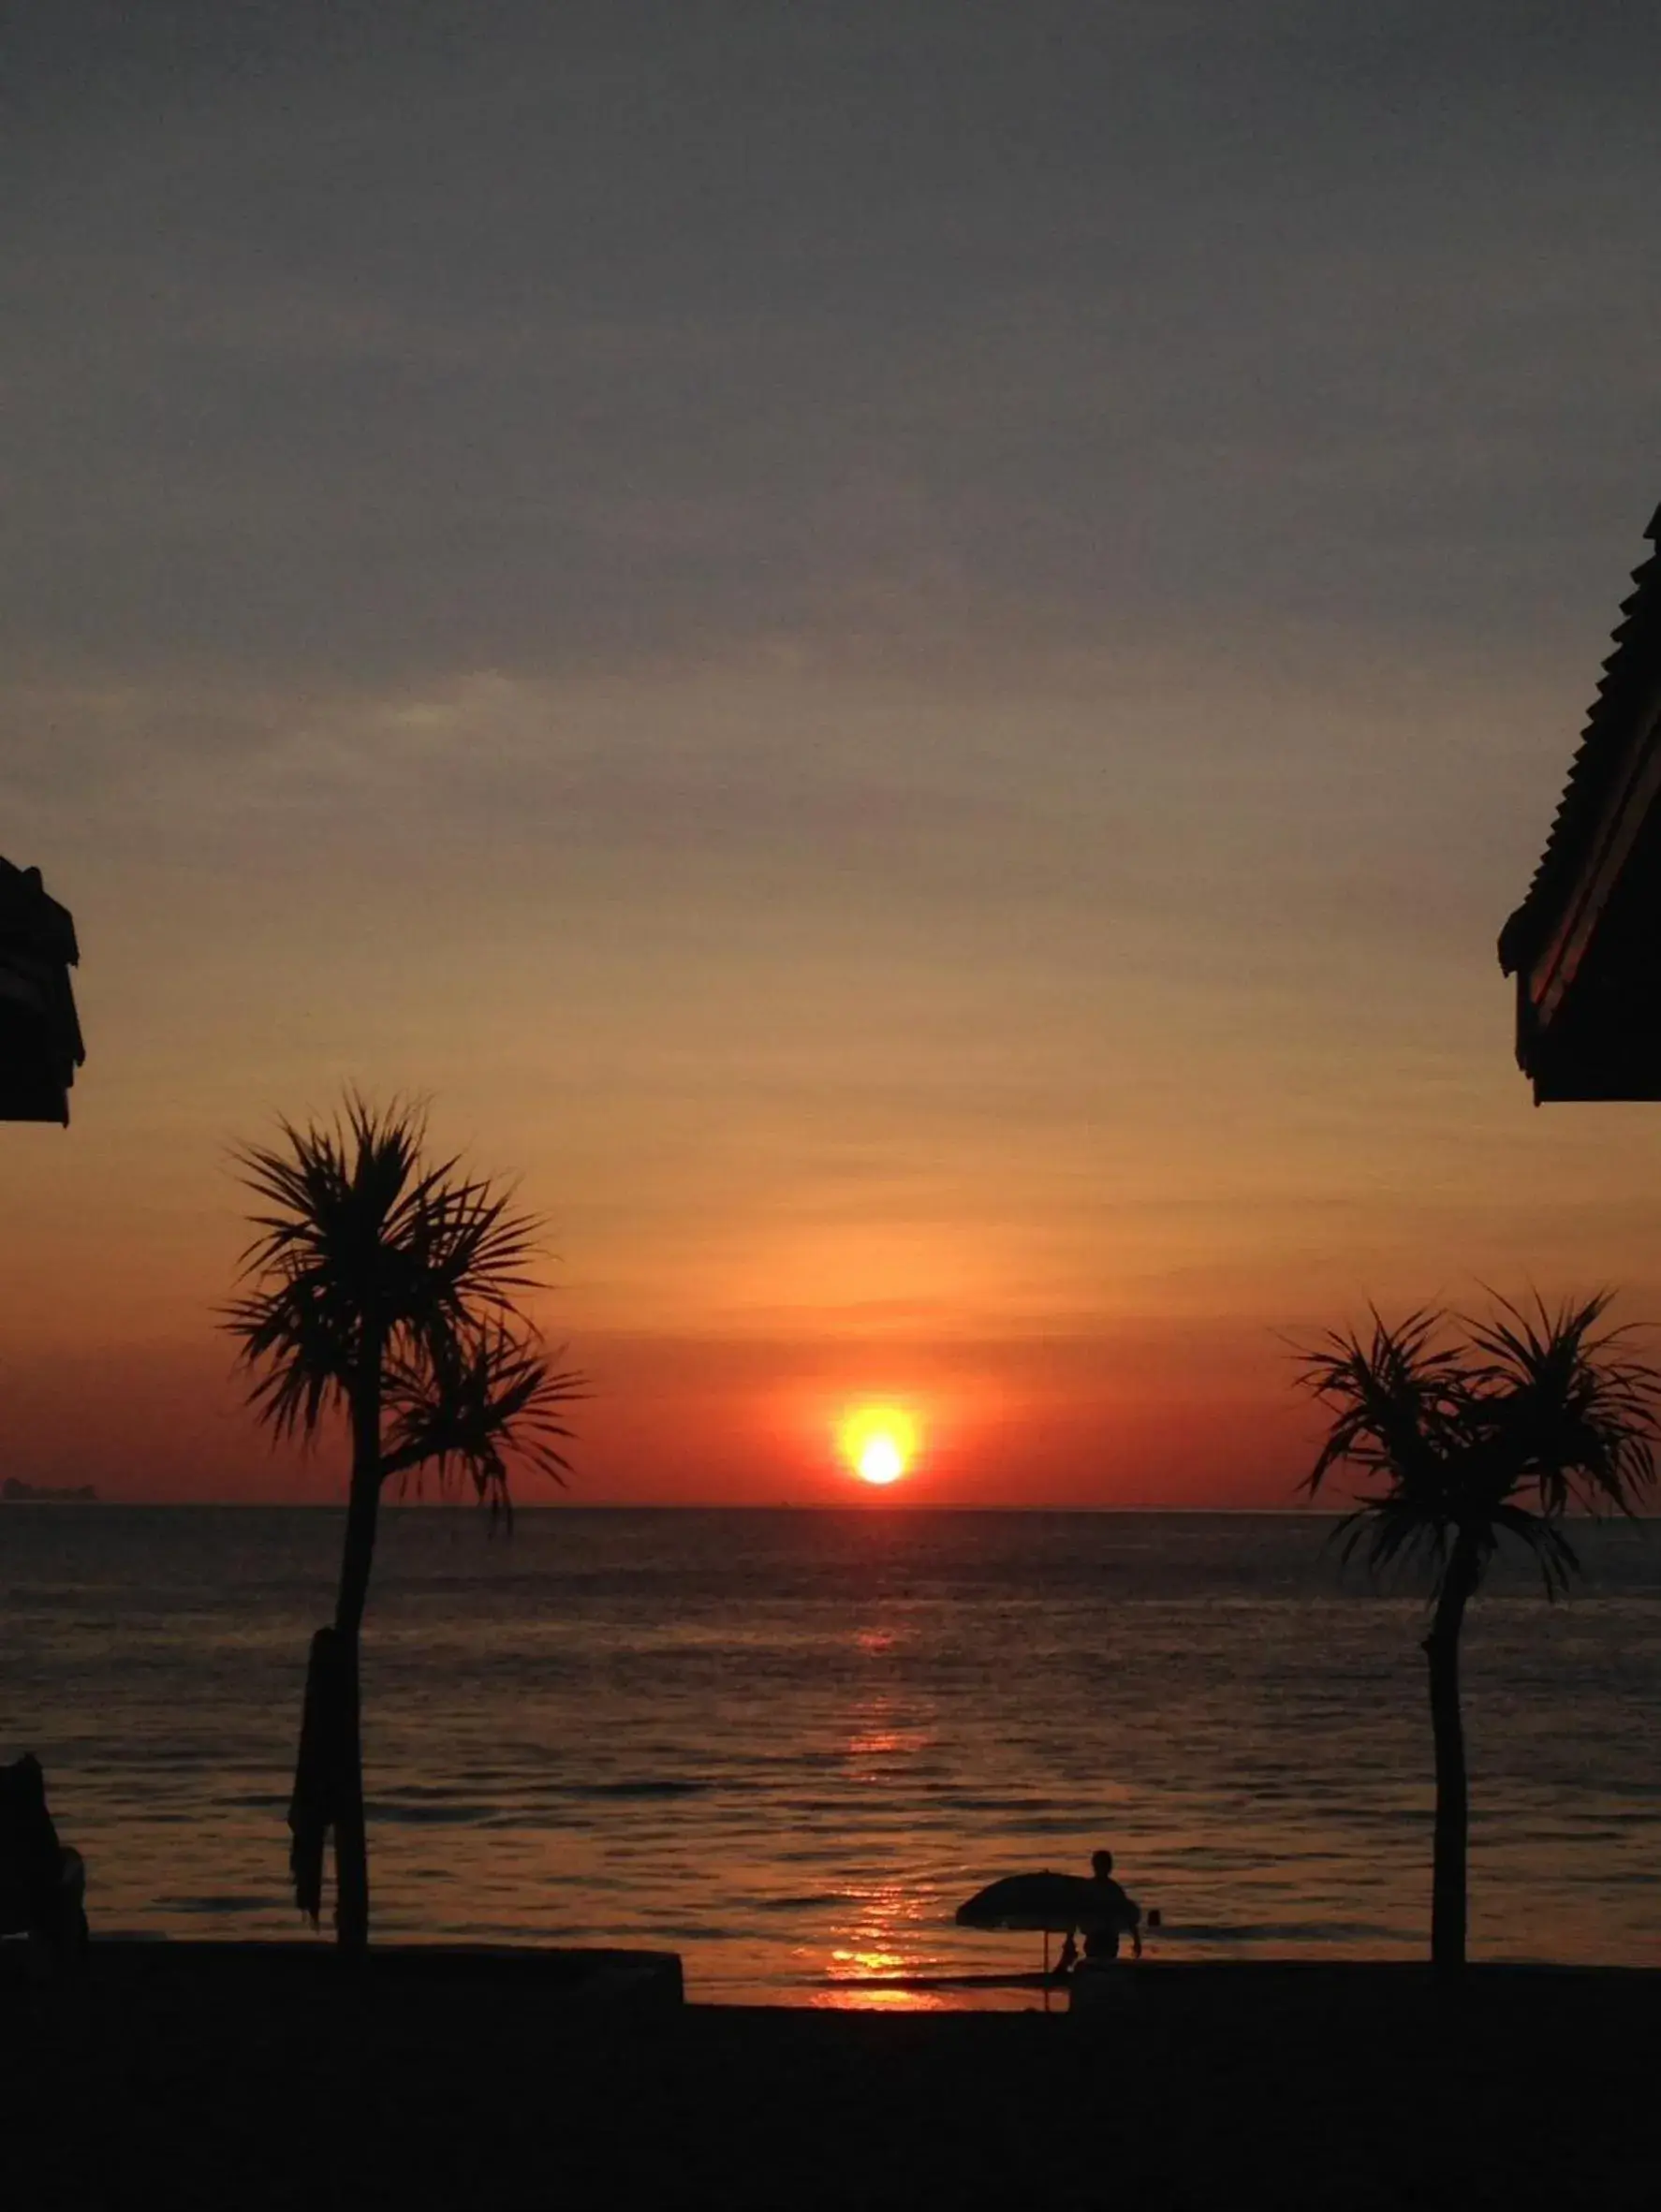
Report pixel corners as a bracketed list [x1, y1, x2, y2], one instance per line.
[36, 1936, 684, 2010]
[2, 1953, 1656, 2208]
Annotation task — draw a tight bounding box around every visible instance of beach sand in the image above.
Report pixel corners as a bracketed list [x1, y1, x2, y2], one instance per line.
[2, 1947, 1655, 2206]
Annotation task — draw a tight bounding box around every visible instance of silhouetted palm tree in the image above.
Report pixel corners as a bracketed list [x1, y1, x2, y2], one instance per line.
[226, 1096, 581, 1952]
[1296, 1294, 1659, 1971]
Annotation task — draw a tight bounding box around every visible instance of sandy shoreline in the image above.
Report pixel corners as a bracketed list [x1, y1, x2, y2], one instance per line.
[3, 1947, 1655, 2206]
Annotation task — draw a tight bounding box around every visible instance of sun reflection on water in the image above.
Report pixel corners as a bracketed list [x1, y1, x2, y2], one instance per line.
[816, 1873, 946, 2011]
[815, 1693, 946, 2007]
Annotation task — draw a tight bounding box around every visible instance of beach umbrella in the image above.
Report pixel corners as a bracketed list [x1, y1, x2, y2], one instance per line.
[956, 1870, 1159, 1985]
[955, 1870, 1107, 1985]
[955, 1871, 1102, 1937]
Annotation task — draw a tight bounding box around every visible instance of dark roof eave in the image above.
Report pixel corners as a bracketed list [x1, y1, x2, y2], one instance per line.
[1498, 502, 1661, 989]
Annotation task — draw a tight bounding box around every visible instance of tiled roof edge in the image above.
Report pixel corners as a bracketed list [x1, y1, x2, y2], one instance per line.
[1498, 500, 1661, 975]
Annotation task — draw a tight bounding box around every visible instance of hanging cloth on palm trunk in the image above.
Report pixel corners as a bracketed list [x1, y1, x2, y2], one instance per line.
[288, 1626, 355, 1925]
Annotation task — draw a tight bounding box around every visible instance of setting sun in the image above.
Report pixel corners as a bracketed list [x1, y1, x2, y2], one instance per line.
[838, 1405, 920, 1487]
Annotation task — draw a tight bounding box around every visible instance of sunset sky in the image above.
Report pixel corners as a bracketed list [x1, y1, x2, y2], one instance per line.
[5, 4, 1661, 1505]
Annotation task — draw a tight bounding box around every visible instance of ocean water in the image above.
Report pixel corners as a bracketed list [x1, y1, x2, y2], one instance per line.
[2, 1507, 1658, 2005]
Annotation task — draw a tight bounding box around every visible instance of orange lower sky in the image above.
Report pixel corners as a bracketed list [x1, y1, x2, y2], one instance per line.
[10, 660, 1661, 1504]
[7, 655, 1661, 1515]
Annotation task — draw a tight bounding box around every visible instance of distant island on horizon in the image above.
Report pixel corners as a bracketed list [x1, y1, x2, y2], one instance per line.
[3, 1476, 97, 1502]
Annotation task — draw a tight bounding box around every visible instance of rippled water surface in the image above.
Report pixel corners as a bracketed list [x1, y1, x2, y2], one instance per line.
[3, 1508, 1658, 2002]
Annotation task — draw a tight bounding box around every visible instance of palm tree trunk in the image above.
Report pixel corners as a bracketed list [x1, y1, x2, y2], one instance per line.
[331, 1350, 383, 1956]
[1423, 1539, 1476, 1973]
[334, 1435, 382, 1635]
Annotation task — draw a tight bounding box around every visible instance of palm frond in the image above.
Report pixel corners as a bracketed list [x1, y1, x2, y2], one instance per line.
[1487, 1502, 1580, 1600]
[1329, 1497, 1452, 1585]
[224, 1095, 580, 1502]
[1294, 1291, 1661, 1605]
[1464, 1291, 1661, 1518]
[381, 1322, 585, 1523]
[1295, 1310, 1465, 1489]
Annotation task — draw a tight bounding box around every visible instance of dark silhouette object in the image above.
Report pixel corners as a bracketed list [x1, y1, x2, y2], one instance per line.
[288, 1623, 357, 1926]
[224, 1096, 582, 1953]
[1063, 1851, 1143, 1969]
[957, 1851, 1144, 1981]
[0, 1754, 87, 1970]
[0, 857, 82, 1123]
[1295, 1294, 1661, 1972]
[3, 1478, 97, 1502]
[1499, 501, 1661, 1100]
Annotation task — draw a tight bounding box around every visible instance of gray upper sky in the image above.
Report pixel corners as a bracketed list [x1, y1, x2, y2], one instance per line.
[9, 2, 1658, 688]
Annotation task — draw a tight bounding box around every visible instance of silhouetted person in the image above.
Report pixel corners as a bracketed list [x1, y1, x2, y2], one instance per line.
[1057, 1848, 1142, 1971]
[0, 1753, 86, 1968]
